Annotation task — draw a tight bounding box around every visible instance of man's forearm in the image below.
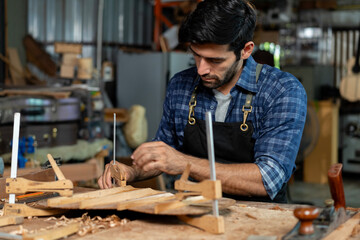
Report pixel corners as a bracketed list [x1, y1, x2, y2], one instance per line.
[187, 156, 268, 197]
[129, 165, 162, 182]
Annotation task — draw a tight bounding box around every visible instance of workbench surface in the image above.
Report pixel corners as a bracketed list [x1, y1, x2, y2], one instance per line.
[1, 201, 359, 240]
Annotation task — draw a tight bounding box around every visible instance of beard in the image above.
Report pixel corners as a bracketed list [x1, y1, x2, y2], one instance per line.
[200, 59, 241, 89]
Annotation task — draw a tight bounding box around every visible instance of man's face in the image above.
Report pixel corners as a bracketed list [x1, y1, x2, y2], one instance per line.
[189, 43, 242, 91]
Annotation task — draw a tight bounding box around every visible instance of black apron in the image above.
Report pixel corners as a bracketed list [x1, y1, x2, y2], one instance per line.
[182, 64, 287, 203]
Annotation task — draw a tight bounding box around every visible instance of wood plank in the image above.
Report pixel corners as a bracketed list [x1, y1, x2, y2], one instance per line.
[54, 42, 82, 54]
[23, 222, 80, 240]
[323, 212, 360, 240]
[0, 216, 24, 227]
[117, 192, 175, 211]
[154, 196, 207, 214]
[0, 89, 71, 99]
[46, 154, 65, 180]
[80, 188, 160, 209]
[47, 186, 134, 207]
[7, 48, 26, 86]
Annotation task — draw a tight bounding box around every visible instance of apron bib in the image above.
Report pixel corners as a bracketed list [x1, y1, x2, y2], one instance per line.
[182, 64, 287, 203]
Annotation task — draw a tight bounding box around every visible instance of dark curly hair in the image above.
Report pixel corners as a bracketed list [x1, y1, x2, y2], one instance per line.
[178, 0, 257, 60]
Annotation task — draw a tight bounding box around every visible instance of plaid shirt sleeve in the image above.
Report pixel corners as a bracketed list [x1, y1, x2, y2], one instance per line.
[253, 82, 307, 200]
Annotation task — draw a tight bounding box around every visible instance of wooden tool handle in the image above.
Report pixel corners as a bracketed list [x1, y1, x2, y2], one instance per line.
[294, 207, 320, 235]
[328, 163, 346, 210]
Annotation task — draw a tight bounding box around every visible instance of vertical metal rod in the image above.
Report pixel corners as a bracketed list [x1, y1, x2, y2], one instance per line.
[9, 112, 20, 204]
[112, 113, 116, 185]
[205, 111, 219, 217]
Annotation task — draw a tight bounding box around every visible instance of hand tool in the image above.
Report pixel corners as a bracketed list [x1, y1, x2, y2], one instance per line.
[282, 163, 355, 239]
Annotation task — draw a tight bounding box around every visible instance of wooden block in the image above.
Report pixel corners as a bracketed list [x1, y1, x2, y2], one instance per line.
[23, 222, 80, 240]
[3, 203, 66, 217]
[0, 215, 24, 227]
[178, 214, 225, 234]
[54, 42, 82, 54]
[60, 65, 74, 79]
[175, 179, 222, 200]
[62, 53, 78, 66]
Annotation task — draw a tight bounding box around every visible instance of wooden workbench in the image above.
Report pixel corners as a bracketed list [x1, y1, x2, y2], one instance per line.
[1, 200, 358, 240]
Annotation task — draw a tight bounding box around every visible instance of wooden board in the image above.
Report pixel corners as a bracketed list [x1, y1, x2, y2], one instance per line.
[304, 100, 339, 184]
[54, 42, 82, 54]
[129, 197, 236, 215]
[35, 186, 236, 216]
[7, 48, 26, 86]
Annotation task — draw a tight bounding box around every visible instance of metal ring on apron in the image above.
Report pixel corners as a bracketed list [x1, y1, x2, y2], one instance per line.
[240, 123, 248, 132]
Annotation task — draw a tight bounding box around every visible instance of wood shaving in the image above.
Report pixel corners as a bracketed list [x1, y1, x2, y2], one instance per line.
[38, 213, 130, 237]
[245, 213, 257, 220]
[269, 205, 287, 211]
[351, 223, 360, 237]
[347, 207, 360, 212]
[9, 225, 28, 235]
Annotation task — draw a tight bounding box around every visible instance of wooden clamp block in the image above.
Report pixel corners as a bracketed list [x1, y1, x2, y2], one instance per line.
[175, 179, 222, 200]
[109, 164, 127, 187]
[178, 214, 225, 234]
[0, 215, 24, 227]
[6, 177, 73, 197]
[3, 203, 66, 217]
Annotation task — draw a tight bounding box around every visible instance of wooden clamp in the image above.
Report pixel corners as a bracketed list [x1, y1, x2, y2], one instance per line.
[109, 163, 127, 187]
[6, 177, 73, 197]
[5, 154, 73, 197]
[3, 154, 73, 217]
[156, 164, 225, 234]
[174, 163, 222, 200]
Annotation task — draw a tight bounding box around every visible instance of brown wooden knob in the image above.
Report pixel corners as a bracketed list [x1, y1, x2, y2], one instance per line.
[293, 207, 320, 235]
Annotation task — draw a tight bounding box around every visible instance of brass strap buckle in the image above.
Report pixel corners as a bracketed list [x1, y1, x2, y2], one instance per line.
[188, 86, 198, 125]
[240, 105, 252, 132]
[188, 96, 197, 125]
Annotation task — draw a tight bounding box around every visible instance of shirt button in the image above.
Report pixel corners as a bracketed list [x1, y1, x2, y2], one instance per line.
[210, 106, 214, 110]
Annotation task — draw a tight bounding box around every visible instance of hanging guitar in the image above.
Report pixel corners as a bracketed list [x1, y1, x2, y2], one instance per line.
[340, 33, 360, 102]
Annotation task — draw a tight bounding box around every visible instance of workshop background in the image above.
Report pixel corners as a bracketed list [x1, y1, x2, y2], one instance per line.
[0, 0, 360, 207]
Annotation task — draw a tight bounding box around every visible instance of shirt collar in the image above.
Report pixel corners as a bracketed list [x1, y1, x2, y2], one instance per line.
[235, 55, 259, 93]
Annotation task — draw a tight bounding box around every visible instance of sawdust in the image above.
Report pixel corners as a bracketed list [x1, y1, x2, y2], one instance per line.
[351, 223, 360, 237]
[9, 213, 130, 238]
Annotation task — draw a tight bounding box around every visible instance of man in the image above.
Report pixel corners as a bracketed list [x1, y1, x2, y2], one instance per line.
[98, 0, 307, 203]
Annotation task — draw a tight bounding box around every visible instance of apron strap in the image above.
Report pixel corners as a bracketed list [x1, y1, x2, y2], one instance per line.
[240, 64, 263, 132]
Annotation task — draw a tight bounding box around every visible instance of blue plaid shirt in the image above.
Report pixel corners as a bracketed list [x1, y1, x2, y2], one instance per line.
[154, 56, 307, 199]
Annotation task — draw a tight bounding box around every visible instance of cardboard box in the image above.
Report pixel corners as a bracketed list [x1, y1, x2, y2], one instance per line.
[62, 53, 78, 66]
[60, 65, 75, 79]
[78, 58, 93, 80]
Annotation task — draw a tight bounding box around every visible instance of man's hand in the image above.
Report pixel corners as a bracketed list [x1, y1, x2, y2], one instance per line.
[131, 141, 187, 175]
[97, 161, 134, 189]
